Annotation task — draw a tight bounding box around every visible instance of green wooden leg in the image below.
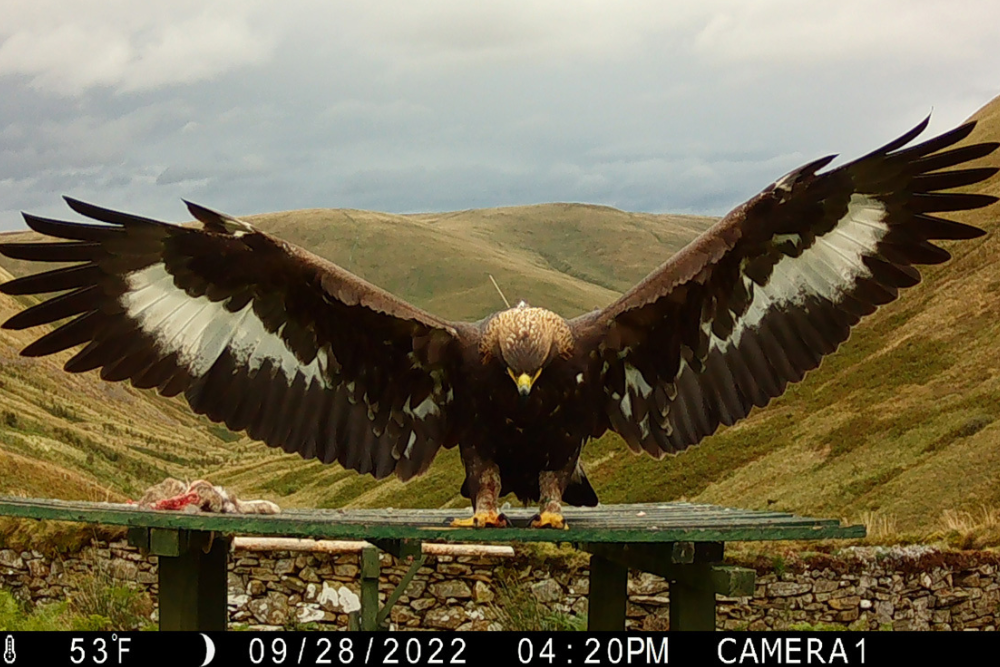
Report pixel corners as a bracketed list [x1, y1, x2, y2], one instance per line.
[669, 579, 716, 631]
[157, 531, 229, 631]
[587, 553, 627, 631]
[359, 545, 381, 631]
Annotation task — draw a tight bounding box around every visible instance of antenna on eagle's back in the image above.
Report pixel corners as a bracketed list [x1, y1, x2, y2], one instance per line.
[489, 274, 511, 309]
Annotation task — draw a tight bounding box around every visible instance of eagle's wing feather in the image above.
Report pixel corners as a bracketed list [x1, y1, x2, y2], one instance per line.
[0, 198, 475, 480]
[570, 118, 997, 457]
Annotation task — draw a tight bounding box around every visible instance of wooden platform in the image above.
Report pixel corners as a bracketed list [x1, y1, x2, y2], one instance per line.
[0, 497, 862, 542]
[0, 496, 865, 631]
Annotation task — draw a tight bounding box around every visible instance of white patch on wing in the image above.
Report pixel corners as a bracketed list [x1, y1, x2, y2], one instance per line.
[638, 414, 651, 440]
[121, 263, 329, 387]
[772, 233, 800, 246]
[719, 194, 888, 351]
[619, 391, 633, 419]
[624, 363, 654, 398]
[402, 430, 417, 459]
[404, 395, 440, 419]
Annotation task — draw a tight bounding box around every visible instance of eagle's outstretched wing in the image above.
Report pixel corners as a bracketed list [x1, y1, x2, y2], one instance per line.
[0, 198, 476, 480]
[570, 118, 998, 457]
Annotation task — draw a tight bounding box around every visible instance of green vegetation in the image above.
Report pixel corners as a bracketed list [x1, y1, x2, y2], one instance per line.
[0, 573, 152, 631]
[488, 566, 585, 632]
[0, 590, 76, 631]
[66, 564, 155, 630]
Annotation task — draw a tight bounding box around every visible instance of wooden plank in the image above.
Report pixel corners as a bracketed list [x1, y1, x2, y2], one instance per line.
[232, 537, 514, 557]
[587, 554, 627, 631]
[157, 531, 229, 631]
[421, 543, 514, 557]
[0, 497, 867, 543]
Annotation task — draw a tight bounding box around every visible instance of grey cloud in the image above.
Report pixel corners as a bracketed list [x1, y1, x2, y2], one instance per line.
[155, 166, 210, 186]
[1, 1, 998, 231]
[0, 1, 275, 96]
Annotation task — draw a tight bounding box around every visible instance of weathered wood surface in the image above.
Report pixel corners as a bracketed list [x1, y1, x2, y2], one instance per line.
[0, 496, 865, 542]
[232, 537, 515, 557]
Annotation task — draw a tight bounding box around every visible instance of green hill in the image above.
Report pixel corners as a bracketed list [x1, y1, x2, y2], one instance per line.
[1, 95, 998, 538]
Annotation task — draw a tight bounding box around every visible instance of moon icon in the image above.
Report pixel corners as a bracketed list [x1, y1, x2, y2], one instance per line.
[200, 633, 216, 666]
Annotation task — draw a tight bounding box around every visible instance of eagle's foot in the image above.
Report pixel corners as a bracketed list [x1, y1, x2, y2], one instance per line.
[530, 511, 568, 530]
[450, 511, 509, 528]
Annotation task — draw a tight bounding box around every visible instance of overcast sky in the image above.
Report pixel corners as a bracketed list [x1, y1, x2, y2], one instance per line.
[1, 1, 998, 230]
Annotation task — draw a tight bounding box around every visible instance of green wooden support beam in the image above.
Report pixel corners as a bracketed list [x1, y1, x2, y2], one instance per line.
[582, 542, 752, 597]
[699, 564, 755, 597]
[149, 527, 187, 557]
[156, 531, 229, 631]
[583, 541, 754, 632]
[358, 545, 381, 631]
[370, 538, 422, 561]
[376, 554, 427, 629]
[671, 541, 696, 564]
[126, 526, 149, 551]
[581, 541, 720, 572]
[587, 553, 628, 631]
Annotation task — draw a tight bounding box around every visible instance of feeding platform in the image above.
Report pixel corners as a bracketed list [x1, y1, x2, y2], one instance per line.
[0, 497, 865, 631]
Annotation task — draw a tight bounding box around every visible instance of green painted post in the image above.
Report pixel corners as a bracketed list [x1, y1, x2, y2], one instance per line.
[359, 545, 381, 631]
[157, 531, 229, 631]
[587, 552, 628, 631]
[669, 580, 716, 631]
[376, 555, 427, 629]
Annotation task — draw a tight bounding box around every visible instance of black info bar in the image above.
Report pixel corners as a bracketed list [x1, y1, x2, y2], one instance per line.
[0, 631, 988, 666]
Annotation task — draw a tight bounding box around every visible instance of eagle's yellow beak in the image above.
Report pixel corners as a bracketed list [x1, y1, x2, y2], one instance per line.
[508, 368, 542, 396]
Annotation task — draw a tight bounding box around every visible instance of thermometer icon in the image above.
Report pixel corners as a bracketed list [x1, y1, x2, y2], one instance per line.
[2, 635, 13, 664]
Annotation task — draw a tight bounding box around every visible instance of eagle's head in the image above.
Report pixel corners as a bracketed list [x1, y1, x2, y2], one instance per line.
[485, 301, 573, 397]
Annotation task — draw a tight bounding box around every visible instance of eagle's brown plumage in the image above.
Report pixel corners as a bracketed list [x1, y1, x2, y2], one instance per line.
[0, 117, 997, 528]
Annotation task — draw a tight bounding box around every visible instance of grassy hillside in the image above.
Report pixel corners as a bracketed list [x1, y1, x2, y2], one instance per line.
[0, 96, 998, 539]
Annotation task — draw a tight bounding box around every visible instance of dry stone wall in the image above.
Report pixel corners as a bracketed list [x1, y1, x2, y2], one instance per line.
[0, 541, 997, 631]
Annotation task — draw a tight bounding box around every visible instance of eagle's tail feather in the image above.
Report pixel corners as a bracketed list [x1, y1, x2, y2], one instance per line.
[563, 463, 598, 507]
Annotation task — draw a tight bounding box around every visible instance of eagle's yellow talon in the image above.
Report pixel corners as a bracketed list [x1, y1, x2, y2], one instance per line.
[530, 511, 568, 530]
[450, 511, 508, 528]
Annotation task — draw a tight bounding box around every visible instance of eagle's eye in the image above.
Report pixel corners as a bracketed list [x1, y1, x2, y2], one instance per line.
[507, 367, 543, 396]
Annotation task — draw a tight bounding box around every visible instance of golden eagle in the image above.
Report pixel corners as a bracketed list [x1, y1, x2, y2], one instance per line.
[1, 118, 996, 529]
